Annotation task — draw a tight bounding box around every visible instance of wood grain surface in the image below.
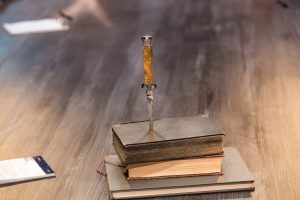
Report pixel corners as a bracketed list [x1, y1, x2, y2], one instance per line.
[0, 0, 299, 199]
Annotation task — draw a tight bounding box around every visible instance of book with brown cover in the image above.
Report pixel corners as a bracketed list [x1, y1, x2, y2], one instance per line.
[112, 115, 224, 165]
[127, 154, 223, 179]
[105, 147, 254, 199]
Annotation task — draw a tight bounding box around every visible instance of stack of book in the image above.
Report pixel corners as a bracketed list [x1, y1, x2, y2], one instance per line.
[105, 115, 254, 199]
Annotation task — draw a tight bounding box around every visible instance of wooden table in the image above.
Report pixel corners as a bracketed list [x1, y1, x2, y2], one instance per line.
[0, 0, 299, 199]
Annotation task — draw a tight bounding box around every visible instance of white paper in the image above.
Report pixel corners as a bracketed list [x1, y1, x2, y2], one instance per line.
[3, 18, 69, 35]
[0, 157, 48, 185]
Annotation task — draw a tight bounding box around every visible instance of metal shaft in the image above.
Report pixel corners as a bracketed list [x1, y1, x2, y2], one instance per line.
[146, 85, 154, 130]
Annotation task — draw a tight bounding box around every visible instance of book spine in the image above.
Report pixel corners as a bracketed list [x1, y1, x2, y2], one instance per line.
[112, 133, 128, 164]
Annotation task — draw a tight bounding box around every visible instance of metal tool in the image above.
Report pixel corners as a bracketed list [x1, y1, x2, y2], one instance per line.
[141, 35, 157, 131]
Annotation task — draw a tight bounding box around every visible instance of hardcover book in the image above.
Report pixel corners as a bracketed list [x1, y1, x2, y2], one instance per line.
[127, 154, 223, 179]
[105, 147, 254, 199]
[112, 115, 224, 164]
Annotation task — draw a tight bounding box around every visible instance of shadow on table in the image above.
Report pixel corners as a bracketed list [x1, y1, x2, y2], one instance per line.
[0, 176, 55, 188]
[0, 0, 14, 11]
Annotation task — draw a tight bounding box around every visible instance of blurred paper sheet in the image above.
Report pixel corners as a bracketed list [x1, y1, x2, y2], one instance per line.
[0, 156, 55, 185]
[3, 18, 69, 35]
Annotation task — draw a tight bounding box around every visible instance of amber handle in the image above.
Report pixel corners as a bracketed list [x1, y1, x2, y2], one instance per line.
[141, 36, 153, 85]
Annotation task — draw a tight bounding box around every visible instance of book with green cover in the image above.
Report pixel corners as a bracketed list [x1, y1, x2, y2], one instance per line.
[112, 115, 224, 165]
[105, 147, 254, 199]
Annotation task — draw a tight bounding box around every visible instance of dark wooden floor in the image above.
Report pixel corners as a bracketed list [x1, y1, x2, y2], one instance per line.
[1, 0, 300, 199]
